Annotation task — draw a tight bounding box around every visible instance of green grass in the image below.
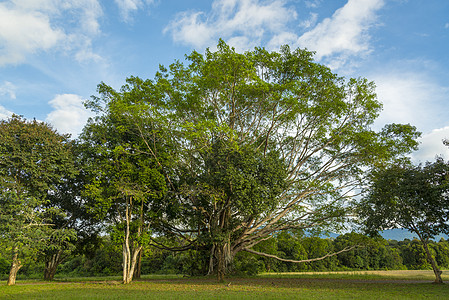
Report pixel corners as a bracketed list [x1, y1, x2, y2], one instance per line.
[259, 269, 449, 281]
[0, 271, 448, 299]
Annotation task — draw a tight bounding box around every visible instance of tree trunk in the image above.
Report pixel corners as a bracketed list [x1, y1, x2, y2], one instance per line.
[207, 244, 215, 275]
[44, 250, 63, 281]
[133, 248, 142, 279]
[215, 242, 233, 282]
[7, 249, 22, 286]
[421, 239, 443, 284]
[122, 243, 142, 284]
[122, 197, 142, 284]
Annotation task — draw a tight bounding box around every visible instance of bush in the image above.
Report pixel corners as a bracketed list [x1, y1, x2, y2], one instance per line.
[233, 252, 265, 276]
[0, 256, 9, 275]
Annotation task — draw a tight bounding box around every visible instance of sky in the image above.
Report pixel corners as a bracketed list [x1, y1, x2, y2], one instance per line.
[0, 0, 448, 162]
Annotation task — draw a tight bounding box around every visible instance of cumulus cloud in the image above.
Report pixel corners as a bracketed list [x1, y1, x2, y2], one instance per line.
[372, 71, 449, 133]
[0, 0, 103, 66]
[413, 127, 449, 163]
[46, 94, 94, 137]
[0, 81, 16, 99]
[164, 0, 297, 50]
[165, 11, 215, 49]
[165, 0, 383, 68]
[297, 0, 384, 69]
[369, 64, 449, 163]
[0, 3, 64, 65]
[0, 105, 13, 120]
[115, 0, 154, 22]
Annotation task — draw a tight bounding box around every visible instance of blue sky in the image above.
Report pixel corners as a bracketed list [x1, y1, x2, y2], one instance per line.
[0, 0, 448, 162]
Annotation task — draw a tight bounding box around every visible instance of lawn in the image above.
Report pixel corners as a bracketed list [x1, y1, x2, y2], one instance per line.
[0, 271, 448, 299]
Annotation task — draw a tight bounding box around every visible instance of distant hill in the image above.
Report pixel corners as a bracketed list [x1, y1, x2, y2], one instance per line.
[379, 228, 448, 241]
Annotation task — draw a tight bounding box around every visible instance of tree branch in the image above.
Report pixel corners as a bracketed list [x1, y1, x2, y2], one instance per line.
[243, 244, 361, 263]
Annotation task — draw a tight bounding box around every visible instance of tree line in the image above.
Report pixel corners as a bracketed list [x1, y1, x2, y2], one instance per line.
[1, 40, 448, 285]
[2, 232, 449, 278]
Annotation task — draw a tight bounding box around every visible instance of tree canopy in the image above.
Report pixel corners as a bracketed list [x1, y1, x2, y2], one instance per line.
[81, 91, 169, 283]
[0, 115, 77, 285]
[359, 158, 449, 283]
[87, 41, 420, 280]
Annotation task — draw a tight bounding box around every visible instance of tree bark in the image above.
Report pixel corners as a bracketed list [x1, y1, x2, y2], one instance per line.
[44, 250, 63, 281]
[421, 239, 443, 284]
[414, 229, 443, 284]
[215, 242, 233, 282]
[207, 244, 216, 275]
[134, 248, 142, 279]
[122, 244, 142, 284]
[243, 245, 360, 263]
[122, 196, 143, 284]
[7, 249, 22, 286]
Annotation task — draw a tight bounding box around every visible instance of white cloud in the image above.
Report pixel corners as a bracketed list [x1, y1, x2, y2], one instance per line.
[46, 94, 94, 137]
[369, 65, 449, 164]
[165, 11, 215, 49]
[0, 81, 16, 99]
[372, 71, 449, 133]
[413, 127, 449, 163]
[0, 3, 64, 65]
[299, 13, 318, 29]
[165, 0, 384, 68]
[72, 0, 103, 36]
[266, 31, 298, 50]
[0, 0, 103, 66]
[69, 35, 103, 63]
[164, 0, 297, 50]
[0, 105, 13, 120]
[297, 0, 384, 69]
[305, 0, 321, 9]
[115, 0, 154, 22]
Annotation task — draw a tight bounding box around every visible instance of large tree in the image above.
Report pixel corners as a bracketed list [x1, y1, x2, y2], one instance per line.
[359, 158, 449, 283]
[90, 41, 420, 280]
[0, 115, 76, 285]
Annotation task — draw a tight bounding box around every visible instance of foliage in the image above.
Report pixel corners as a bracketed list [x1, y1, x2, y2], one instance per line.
[0, 42, 422, 282]
[0, 115, 77, 285]
[360, 158, 449, 239]
[397, 239, 430, 270]
[334, 233, 403, 270]
[433, 238, 449, 268]
[0, 255, 9, 275]
[57, 236, 122, 277]
[81, 82, 169, 283]
[39, 141, 103, 280]
[359, 158, 449, 282]
[8, 232, 449, 279]
[91, 41, 420, 279]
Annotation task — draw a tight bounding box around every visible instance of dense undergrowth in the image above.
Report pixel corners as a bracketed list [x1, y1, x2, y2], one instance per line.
[2, 232, 449, 280]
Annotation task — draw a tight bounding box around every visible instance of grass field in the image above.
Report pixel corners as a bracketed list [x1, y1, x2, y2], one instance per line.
[1, 271, 448, 299]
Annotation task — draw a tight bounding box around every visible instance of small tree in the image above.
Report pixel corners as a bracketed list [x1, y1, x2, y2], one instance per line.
[359, 158, 449, 283]
[0, 115, 76, 285]
[81, 92, 169, 284]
